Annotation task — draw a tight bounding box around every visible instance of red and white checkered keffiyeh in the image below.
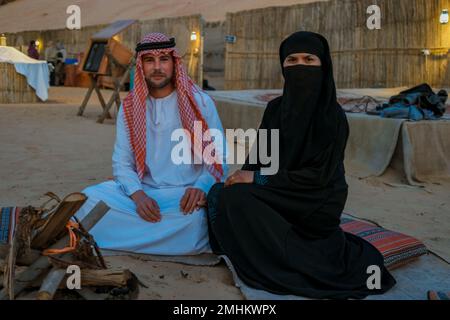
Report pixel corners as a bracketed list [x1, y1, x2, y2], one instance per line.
[122, 32, 223, 182]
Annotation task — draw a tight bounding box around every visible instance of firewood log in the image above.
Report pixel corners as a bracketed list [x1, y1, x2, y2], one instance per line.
[80, 268, 135, 287]
[31, 193, 87, 249]
[0, 201, 109, 300]
[36, 268, 66, 300]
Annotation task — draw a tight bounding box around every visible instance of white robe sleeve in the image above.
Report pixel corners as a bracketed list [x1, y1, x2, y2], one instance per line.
[192, 92, 229, 194]
[112, 106, 143, 196]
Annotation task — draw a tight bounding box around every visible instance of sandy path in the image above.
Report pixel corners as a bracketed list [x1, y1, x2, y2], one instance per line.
[0, 87, 448, 299]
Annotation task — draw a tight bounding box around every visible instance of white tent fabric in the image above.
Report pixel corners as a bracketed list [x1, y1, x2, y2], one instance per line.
[0, 46, 49, 101]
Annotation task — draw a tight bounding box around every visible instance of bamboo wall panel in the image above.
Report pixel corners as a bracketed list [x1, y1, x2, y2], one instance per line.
[224, 0, 450, 89]
[0, 63, 39, 103]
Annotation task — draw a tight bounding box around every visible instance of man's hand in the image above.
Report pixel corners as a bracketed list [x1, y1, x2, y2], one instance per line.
[180, 188, 206, 214]
[131, 190, 161, 223]
[224, 170, 254, 187]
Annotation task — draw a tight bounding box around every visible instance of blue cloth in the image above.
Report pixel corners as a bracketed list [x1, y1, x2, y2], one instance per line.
[379, 86, 447, 121]
[64, 58, 78, 65]
[380, 104, 440, 121]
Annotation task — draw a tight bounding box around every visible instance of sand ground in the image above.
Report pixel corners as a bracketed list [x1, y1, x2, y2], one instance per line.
[0, 86, 448, 299]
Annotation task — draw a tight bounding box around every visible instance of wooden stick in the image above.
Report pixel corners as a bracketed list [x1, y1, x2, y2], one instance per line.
[4, 221, 18, 300]
[97, 59, 133, 124]
[93, 81, 111, 118]
[80, 268, 134, 287]
[31, 193, 87, 250]
[0, 201, 109, 300]
[93, 73, 112, 119]
[77, 75, 111, 118]
[1, 248, 43, 267]
[77, 74, 95, 116]
[36, 268, 66, 300]
[30, 267, 134, 289]
[96, 70, 129, 123]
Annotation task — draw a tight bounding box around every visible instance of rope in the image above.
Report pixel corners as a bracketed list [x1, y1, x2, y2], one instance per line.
[42, 220, 79, 256]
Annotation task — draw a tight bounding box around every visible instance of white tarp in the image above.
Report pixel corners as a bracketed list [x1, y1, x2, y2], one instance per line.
[0, 46, 49, 101]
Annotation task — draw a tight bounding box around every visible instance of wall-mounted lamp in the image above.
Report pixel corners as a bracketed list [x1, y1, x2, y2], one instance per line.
[35, 40, 40, 47]
[190, 31, 198, 41]
[421, 49, 431, 56]
[440, 9, 449, 24]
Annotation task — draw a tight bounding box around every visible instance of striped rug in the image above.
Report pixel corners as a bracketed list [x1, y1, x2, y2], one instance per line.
[340, 214, 428, 270]
[0, 207, 21, 245]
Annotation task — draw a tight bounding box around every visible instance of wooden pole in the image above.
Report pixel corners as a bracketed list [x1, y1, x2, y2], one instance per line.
[93, 79, 111, 119]
[77, 74, 95, 116]
[97, 62, 132, 124]
[0, 201, 110, 300]
[77, 75, 112, 118]
[79, 268, 135, 287]
[36, 268, 66, 300]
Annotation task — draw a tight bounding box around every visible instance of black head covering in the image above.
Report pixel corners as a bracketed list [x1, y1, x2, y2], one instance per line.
[271, 31, 348, 178]
[218, 33, 396, 300]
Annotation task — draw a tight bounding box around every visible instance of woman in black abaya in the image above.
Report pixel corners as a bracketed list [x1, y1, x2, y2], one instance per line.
[206, 31, 396, 299]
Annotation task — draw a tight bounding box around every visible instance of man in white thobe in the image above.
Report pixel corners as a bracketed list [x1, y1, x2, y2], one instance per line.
[76, 33, 227, 255]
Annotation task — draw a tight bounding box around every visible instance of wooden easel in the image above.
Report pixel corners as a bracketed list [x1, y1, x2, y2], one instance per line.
[96, 50, 135, 124]
[77, 73, 112, 119]
[76, 20, 136, 122]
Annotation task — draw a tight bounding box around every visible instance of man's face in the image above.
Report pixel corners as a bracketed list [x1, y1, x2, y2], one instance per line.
[142, 53, 174, 89]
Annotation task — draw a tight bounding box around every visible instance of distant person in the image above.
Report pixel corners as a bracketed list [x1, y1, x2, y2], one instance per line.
[54, 52, 65, 86]
[27, 40, 39, 60]
[44, 40, 57, 62]
[56, 41, 67, 62]
[202, 79, 216, 91]
[45, 41, 58, 85]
